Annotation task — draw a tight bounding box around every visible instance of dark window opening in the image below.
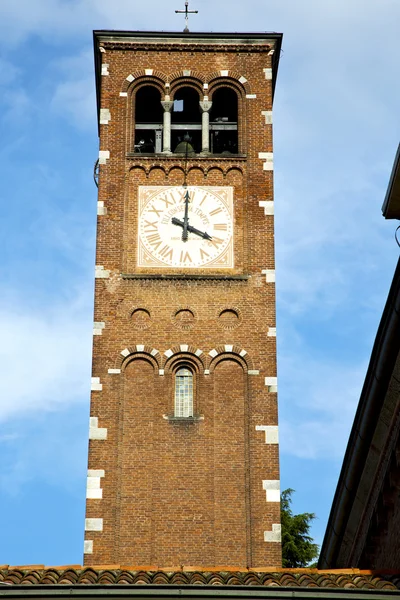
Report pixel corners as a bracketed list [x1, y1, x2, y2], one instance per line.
[172, 87, 201, 124]
[171, 87, 201, 154]
[210, 88, 238, 154]
[134, 86, 163, 153]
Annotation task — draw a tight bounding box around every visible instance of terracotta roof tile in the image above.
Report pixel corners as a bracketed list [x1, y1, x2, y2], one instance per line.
[1, 567, 400, 589]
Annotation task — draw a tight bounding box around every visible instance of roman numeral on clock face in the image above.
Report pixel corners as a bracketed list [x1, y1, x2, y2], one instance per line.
[180, 251, 192, 263]
[209, 207, 223, 217]
[143, 220, 158, 231]
[159, 244, 173, 260]
[214, 224, 228, 231]
[146, 232, 162, 250]
[209, 236, 224, 249]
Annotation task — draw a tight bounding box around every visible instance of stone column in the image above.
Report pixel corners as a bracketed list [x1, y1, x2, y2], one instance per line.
[200, 99, 212, 154]
[161, 100, 174, 153]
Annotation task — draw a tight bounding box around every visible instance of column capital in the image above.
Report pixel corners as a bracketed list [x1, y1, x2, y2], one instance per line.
[200, 100, 212, 113]
[161, 101, 174, 112]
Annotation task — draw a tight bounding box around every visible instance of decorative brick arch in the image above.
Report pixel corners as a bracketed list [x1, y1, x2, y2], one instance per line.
[162, 344, 206, 371]
[128, 165, 149, 177]
[206, 71, 252, 96]
[169, 69, 206, 85]
[169, 79, 204, 97]
[207, 345, 254, 373]
[120, 69, 168, 94]
[225, 165, 244, 178]
[148, 164, 168, 179]
[116, 345, 162, 371]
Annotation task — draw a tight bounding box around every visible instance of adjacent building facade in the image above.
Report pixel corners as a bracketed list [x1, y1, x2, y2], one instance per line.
[84, 30, 283, 568]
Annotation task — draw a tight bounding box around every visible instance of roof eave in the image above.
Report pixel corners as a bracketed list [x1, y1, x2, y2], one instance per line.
[382, 144, 400, 219]
[319, 257, 400, 568]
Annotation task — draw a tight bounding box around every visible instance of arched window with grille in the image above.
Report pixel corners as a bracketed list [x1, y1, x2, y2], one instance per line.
[174, 367, 193, 417]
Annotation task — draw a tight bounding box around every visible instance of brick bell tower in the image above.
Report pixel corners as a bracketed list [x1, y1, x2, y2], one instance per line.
[84, 25, 283, 568]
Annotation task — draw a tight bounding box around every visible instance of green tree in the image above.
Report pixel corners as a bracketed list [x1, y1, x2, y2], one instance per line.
[281, 488, 319, 567]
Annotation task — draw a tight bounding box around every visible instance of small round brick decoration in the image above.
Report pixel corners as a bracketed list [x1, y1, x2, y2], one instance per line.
[218, 308, 241, 329]
[131, 308, 151, 329]
[172, 308, 196, 330]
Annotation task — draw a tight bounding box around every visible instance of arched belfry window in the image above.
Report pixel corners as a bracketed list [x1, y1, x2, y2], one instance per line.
[171, 86, 201, 154]
[134, 85, 163, 153]
[175, 367, 193, 417]
[210, 87, 238, 154]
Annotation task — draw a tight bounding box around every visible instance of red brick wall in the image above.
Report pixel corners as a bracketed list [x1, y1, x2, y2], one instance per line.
[84, 33, 281, 568]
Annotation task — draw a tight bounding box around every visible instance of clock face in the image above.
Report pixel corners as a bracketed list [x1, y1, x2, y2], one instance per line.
[137, 186, 234, 269]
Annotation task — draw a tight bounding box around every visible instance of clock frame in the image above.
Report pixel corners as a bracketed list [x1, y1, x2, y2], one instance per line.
[137, 185, 234, 269]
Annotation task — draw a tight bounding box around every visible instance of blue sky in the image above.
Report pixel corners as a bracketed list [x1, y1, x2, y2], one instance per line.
[1, 0, 399, 566]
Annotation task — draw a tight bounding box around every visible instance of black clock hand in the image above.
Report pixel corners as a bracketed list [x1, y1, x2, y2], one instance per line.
[171, 217, 212, 241]
[182, 190, 190, 241]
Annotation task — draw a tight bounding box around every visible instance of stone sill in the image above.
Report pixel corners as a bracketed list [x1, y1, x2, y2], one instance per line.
[122, 273, 249, 281]
[164, 415, 204, 423]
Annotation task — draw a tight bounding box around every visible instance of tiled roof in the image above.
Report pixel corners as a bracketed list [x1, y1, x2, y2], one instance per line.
[1, 567, 400, 589]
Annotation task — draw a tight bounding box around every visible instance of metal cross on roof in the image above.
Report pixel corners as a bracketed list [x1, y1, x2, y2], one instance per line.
[175, 1, 198, 33]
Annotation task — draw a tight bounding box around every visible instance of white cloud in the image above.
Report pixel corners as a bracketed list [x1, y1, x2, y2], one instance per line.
[0, 293, 92, 422]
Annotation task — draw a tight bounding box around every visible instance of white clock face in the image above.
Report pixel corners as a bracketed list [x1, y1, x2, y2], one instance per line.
[137, 186, 234, 269]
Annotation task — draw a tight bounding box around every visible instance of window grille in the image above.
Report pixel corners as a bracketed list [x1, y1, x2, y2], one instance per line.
[175, 367, 193, 417]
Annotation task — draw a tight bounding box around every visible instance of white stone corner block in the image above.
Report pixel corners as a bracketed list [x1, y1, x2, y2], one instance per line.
[85, 518, 103, 532]
[246, 94, 257, 99]
[262, 480, 280, 502]
[119, 92, 128, 97]
[265, 376, 278, 393]
[91, 377, 103, 392]
[195, 349, 203, 356]
[256, 425, 279, 444]
[164, 349, 173, 358]
[209, 349, 218, 358]
[262, 269, 275, 283]
[99, 108, 111, 125]
[87, 488, 103, 500]
[204, 369, 210, 375]
[108, 368, 121, 374]
[180, 344, 189, 352]
[268, 327, 277, 337]
[259, 152, 274, 171]
[220, 70, 229, 77]
[183, 69, 191, 76]
[88, 469, 105, 478]
[136, 344, 145, 352]
[239, 349, 247, 357]
[98, 150, 110, 164]
[97, 201, 107, 216]
[151, 348, 159, 356]
[224, 344, 233, 352]
[121, 348, 130, 357]
[261, 110, 273, 125]
[126, 74, 135, 82]
[89, 416, 107, 440]
[101, 64, 109, 76]
[145, 68, 153, 76]
[95, 265, 110, 279]
[84, 540, 93, 554]
[248, 370, 260, 376]
[264, 524, 282, 543]
[93, 322, 105, 336]
[264, 67, 272, 80]
[239, 76, 247, 84]
[159, 369, 165, 376]
[259, 200, 274, 216]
